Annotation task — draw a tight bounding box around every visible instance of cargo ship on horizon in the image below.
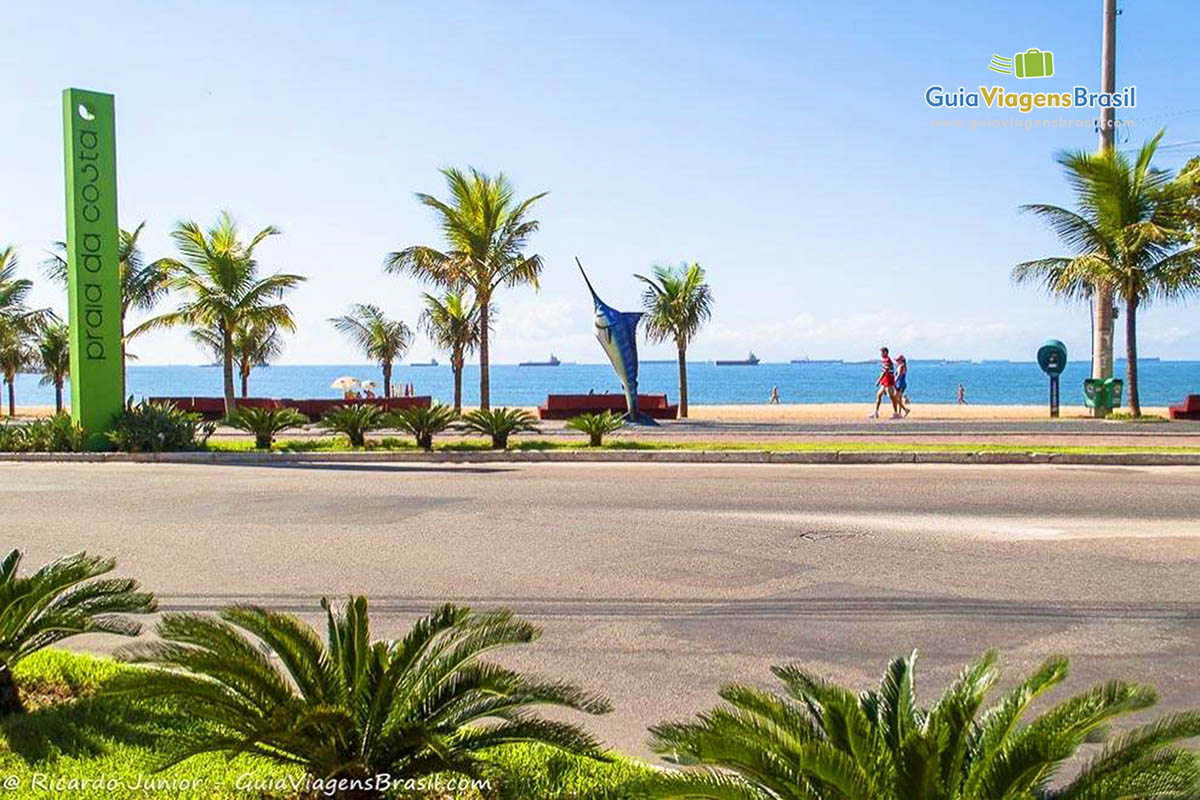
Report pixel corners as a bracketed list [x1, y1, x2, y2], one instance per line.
[715, 352, 760, 366]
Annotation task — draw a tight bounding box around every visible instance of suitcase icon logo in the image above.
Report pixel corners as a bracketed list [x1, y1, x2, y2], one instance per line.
[988, 49, 1055, 79]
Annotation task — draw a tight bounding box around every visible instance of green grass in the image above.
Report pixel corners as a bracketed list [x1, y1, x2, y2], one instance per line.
[1, 650, 657, 799]
[3, 650, 299, 799]
[205, 436, 1200, 456]
[1106, 412, 1169, 423]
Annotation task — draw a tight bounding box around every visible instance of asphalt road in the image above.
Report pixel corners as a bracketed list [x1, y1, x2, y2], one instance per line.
[4, 461, 1198, 756]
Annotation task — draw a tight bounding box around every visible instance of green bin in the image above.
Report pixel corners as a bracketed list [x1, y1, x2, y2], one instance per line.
[1083, 378, 1123, 410]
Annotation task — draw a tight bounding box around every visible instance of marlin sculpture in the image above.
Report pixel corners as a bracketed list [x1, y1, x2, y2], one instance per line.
[576, 258, 657, 425]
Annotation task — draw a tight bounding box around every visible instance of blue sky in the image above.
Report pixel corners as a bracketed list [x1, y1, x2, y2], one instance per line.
[2, 0, 1198, 364]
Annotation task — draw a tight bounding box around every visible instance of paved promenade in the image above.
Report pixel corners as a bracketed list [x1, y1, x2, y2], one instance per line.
[5, 461, 1198, 754]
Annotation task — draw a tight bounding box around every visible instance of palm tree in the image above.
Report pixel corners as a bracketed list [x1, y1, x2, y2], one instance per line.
[418, 291, 481, 412]
[37, 322, 71, 413]
[0, 248, 52, 417]
[144, 213, 304, 415]
[43, 221, 171, 395]
[636, 262, 714, 418]
[111, 597, 611, 798]
[1014, 130, 1200, 417]
[0, 549, 155, 714]
[328, 304, 412, 398]
[646, 649, 1200, 799]
[386, 167, 546, 409]
[0, 325, 32, 417]
[192, 319, 287, 398]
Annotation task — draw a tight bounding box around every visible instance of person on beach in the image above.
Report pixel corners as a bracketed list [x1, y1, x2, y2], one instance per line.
[957, 383, 967, 405]
[769, 386, 780, 404]
[894, 355, 910, 417]
[872, 347, 895, 419]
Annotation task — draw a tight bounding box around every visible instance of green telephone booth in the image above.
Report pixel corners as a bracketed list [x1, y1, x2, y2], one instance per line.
[1036, 339, 1067, 417]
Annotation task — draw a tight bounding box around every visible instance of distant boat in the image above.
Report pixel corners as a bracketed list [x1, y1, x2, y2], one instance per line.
[716, 352, 760, 366]
[519, 354, 561, 367]
[410, 358, 438, 366]
[790, 357, 842, 364]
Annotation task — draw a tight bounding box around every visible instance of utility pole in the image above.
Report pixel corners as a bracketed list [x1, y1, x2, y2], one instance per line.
[1091, 0, 1118, 416]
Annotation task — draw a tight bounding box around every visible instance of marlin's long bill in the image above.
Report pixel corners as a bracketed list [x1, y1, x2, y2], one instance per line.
[576, 257, 599, 304]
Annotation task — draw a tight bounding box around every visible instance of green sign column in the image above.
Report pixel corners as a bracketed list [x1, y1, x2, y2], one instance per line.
[62, 89, 123, 446]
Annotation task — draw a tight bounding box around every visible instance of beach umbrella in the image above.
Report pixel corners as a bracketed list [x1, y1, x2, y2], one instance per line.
[361, 380, 377, 390]
[330, 376, 359, 390]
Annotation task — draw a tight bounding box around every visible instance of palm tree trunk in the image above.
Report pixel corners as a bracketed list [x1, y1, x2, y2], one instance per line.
[478, 302, 490, 410]
[452, 351, 464, 413]
[222, 326, 236, 415]
[383, 362, 392, 399]
[0, 664, 25, 715]
[6, 378, 14, 417]
[240, 364, 249, 399]
[120, 308, 128, 401]
[677, 343, 689, 419]
[1125, 297, 1139, 417]
[1092, 288, 1115, 418]
[55, 380, 64, 414]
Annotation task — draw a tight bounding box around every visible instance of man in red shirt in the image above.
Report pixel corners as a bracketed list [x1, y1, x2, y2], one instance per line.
[872, 346, 895, 419]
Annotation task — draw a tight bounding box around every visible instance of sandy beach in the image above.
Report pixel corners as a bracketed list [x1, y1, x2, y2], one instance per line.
[3, 402, 1172, 422]
[686, 403, 1170, 422]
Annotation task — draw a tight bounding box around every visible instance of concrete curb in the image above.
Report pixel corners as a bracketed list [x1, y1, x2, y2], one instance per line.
[2, 450, 1199, 466]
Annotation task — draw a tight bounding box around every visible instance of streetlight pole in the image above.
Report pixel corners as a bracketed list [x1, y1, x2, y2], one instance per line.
[1091, 0, 1118, 416]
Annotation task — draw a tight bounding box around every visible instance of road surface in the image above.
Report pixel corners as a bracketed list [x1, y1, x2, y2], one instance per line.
[4, 461, 1198, 755]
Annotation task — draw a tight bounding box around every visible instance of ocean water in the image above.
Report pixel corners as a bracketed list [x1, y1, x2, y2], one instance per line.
[7, 359, 1199, 407]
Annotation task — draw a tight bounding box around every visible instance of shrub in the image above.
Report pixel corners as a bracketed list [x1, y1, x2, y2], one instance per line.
[646, 649, 1200, 799]
[20, 413, 86, 452]
[0, 422, 19, 452]
[225, 406, 308, 449]
[0, 549, 155, 715]
[320, 403, 384, 448]
[0, 414, 86, 453]
[110, 597, 612, 792]
[105, 399, 216, 453]
[460, 407, 540, 449]
[390, 403, 458, 450]
[566, 411, 624, 447]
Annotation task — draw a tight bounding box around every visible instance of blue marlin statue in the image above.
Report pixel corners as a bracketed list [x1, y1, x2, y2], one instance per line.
[576, 258, 657, 425]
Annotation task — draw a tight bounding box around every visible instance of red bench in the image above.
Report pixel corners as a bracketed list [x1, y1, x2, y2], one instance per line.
[148, 396, 432, 421]
[537, 393, 678, 420]
[1168, 394, 1200, 421]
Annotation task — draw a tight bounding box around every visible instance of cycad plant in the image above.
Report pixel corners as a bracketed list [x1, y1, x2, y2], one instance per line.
[37, 322, 71, 413]
[144, 213, 305, 415]
[0, 549, 155, 714]
[329, 304, 413, 399]
[321, 404, 385, 448]
[1014, 130, 1200, 416]
[460, 407, 539, 449]
[646, 649, 1200, 799]
[390, 403, 458, 451]
[637, 262, 713, 418]
[110, 598, 612, 797]
[566, 411, 624, 447]
[387, 167, 546, 409]
[226, 406, 308, 449]
[419, 291, 481, 413]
